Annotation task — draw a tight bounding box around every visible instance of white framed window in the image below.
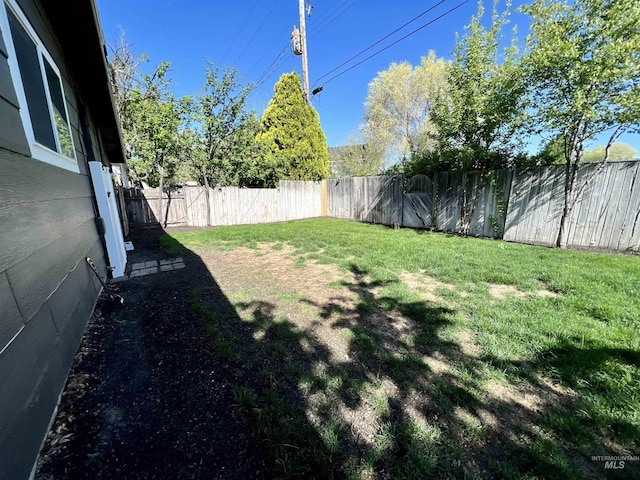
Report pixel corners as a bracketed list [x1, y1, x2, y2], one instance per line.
[0, 0, 78, 172]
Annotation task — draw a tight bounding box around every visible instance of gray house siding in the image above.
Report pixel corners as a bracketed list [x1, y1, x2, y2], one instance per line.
[0, 0, 118, 478]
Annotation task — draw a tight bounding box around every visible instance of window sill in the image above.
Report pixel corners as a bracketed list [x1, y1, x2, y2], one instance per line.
[31, 143, 80, 173]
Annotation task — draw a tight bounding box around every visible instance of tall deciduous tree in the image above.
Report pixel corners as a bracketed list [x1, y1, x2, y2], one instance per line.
[127, 64, 187, 225]
[329, 135, 385, 177]
[429, 0, 527, 234]
[257, 72, 329, 181]
[523, 0, 640, 247]
[363, 52, 448, 163]
[108, 35, 187, 196]
[430, 1, 525, 171]
[191, 63, 253, 189]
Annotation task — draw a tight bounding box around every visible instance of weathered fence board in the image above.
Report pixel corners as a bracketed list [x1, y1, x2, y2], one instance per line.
[125, 187, 187, 226]
[402, 174, 433, 229]
[327, 176, 402, 226]
[185, 187, 208, 227]
[504, 161, 640, 251]
[126, 182, 321, 228]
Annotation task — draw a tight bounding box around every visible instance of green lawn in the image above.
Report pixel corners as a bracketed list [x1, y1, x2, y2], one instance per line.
[164, 218, 640, 479]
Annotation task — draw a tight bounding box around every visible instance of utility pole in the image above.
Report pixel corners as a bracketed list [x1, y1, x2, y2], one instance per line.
[298, 0, 310, 105]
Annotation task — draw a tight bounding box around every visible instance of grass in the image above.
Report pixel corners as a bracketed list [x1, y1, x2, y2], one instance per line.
[164, 218, 640, 479]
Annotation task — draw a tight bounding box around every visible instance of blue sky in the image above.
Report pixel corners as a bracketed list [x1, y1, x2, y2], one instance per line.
[97, 0, 638, 154]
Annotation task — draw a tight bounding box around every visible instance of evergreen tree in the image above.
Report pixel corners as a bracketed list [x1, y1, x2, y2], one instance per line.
[257, 72, 329, 181]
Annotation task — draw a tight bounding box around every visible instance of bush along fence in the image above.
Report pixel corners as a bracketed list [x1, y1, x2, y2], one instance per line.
[124, 160, 640, 252]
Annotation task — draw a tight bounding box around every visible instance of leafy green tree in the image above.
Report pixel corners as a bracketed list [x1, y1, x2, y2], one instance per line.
[108, 36, 188, 195]
[430, 1, 525, 171]
[329, 135, 385, 177]
[125, 63, 185, 184]
[583, 143, 638, 163]
[191, 63, 254, 188]
[363, 52, 447, 162]
[428, 0, 527, 234]
[533, 135, 567, 165]
[523, 0, 640, 247]
[257, 72, 329, 181]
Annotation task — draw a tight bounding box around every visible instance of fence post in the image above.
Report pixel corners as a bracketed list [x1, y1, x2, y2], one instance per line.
[321, 179, 327, 217]
[431, 171, 438, 230]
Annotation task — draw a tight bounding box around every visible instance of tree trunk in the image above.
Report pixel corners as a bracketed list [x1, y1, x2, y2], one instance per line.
[202, 172, 211, 227]
[465, 169, 486, 236]
[158, 158, 165, 228]
[460, 171, 469, 234]
[556, 158, 578, 248]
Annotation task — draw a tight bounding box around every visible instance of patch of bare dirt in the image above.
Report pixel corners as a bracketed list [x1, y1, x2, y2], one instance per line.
[487, 283, 559, 300]
[457, 329, 480, 357]
[485, 379, 572, 415]
[195, 243, 356, 364]
[400, 271, 459, 303]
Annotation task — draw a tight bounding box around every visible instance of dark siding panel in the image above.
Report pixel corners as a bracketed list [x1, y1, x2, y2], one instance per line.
[0, 150, 90, 203]
[0, 24, 7, 56]
[88, 117, 103, 162]
[0, 307, 65, 480]
[87, 238, 107, 290]
[48, 244, 94, 334]
[0, 195, 96, 272]
[0, 245, 103, 480]
[0, 96, 29, 155]
[0, 55, 19, 107]
[56, 270, 100, 372]
[6, 218, 98, 321]
[62, 77, 78, 114]
[0, 272, 23, 350]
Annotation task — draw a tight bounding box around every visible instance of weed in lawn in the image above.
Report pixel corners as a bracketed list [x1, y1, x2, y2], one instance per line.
[232, 385, 257, 409]
[168, 219, 640, 479]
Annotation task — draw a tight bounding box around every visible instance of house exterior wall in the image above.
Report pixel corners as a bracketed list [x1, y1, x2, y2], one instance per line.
[0, 0, 116, 478]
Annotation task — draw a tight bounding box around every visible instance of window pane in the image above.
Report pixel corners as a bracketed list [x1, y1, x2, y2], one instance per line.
[7, 9, 56, 151]
[44, 61, 74, 158]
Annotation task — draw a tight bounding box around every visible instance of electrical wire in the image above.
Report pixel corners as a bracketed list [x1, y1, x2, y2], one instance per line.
[220, 0, 260, 65]
[309, 0, 359, 37]
[315, 0, 471, 91]
[246, 27, 290, 77]
[251, 43, 293, 93]
[308, 0, 341, 26]
[313, 0, 448, 87]
[232, 0, 280, 66]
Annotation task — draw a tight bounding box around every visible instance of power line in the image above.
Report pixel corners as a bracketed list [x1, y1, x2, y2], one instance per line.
[309, 0, 358, 37]
[252, 43, 292, 92]
[308, 0, 345, 29]
[315, 0, 471, 90]
[246, 27, 290, 77]
[220, 0, 260, 65]
[232, 0, 280, 66]
[313, 0, 448, 87]
[250, 54, 293, 96]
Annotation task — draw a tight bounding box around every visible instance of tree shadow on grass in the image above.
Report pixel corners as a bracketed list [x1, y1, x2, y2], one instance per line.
[165, 237, 637, 479]
[479, 340, 640, 479]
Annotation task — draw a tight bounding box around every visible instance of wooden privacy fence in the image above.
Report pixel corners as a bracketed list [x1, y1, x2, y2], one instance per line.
[326, 170, 514, 238]
[124, 180, 323, 228]
[123, 160, 640, 252]
[504, 161, 640, 250]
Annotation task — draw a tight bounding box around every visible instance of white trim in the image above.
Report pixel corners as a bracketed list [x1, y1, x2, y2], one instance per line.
[89, 161, 127, 278]
[0, 0, 79, 173]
